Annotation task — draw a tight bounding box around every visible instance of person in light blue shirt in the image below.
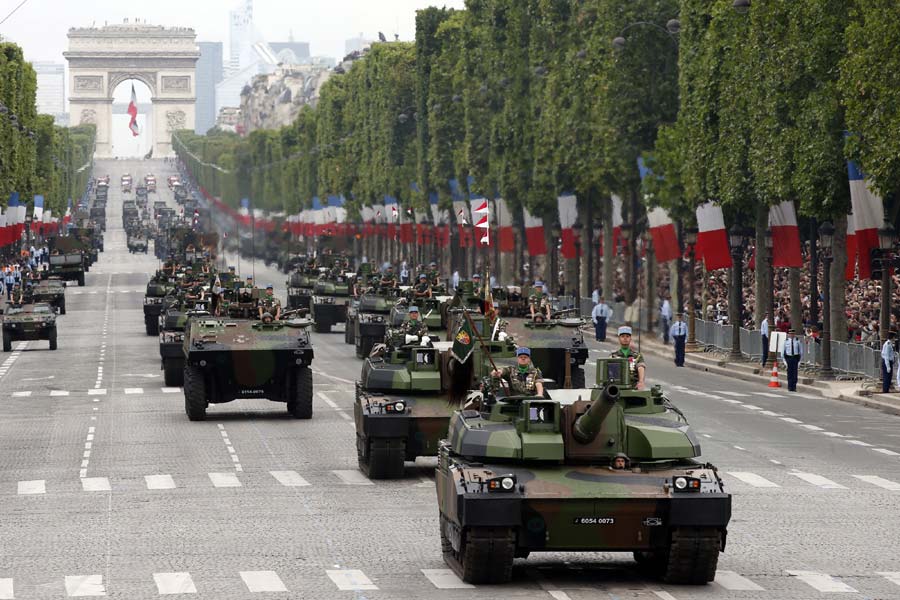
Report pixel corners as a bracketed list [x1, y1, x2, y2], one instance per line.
[670, 313, 688, 367]
[782, 329, 803, 392]
[760, 313, 770, 368]
[591, 297, 612, 342]
[881, 331, 896, 393]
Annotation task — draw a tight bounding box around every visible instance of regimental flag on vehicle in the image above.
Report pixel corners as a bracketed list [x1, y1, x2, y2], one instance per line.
[695, 201, 732, 271]
[472, 198, 490, 246]
[127, 83, 140, 137]
[847, 159, 883, 280]
[558, 193, 581, 259]
[450, 313, 477, 364]
[647, 207, 680, 263]
[523, 206, 547, 256]
[767, 200, 802, 268]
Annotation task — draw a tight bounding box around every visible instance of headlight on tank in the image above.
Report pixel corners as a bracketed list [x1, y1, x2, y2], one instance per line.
[487, 475, 517, 492]
[673, 476, 701, 492]
[384, 401, 406, 414]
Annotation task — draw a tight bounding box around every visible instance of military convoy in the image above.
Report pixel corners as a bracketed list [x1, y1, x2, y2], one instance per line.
[48, 237, 87, 286]
[31, 278, 66, 314]
[2, 303, 58, 351]
[310, 274, 350, 333]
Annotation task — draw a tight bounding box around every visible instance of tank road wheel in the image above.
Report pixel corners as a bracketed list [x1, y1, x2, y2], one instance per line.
[163, 359, 184, 387]
[183, 365, 208, 421]
[2, 331, 11, 352]
[287, 367, 313, 419]
[661, 527, 721, 584]
[77, 272, 85, 287]
[48, 327, 58, 351]
[145, 316, 159, 336]
[358, 438, 405, 479]
[570, 366, 585, 389]
[448, 526, 516, 584]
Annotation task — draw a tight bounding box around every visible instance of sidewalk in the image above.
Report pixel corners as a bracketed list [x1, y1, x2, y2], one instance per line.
[589, 330, 900, 417]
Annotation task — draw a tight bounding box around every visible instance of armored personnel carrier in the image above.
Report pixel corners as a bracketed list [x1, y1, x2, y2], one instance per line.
[182, 316, 315, 420]
[286, 268, 317, 311]
[310, 275, 350, 333]
[143, 277, 174, 336]
[504, 317, 589, 388]
[351, 288, 401, 358]
[159, 297, 210, 387]
[436, 357, 731, 585]
[31, 278, 66, 314]
[355, 312, 517, 479]
[2, 303, 58, 351]
[127, 233, 149, 254]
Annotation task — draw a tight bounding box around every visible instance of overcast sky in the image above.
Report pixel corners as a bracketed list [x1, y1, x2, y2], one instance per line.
[1, 0, 465, 71]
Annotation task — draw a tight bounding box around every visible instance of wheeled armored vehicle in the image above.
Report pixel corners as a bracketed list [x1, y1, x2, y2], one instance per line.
[2, 302, 58, 351]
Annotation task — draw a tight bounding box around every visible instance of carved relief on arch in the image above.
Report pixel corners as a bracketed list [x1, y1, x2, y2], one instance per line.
[79, 109, 97, 125]
[73, 76, 103, 92]
[165, 110, 186, 132]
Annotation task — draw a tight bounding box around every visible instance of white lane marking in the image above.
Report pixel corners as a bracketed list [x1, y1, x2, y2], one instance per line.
[721, 399, 744, 405]
[681, 389, 710, 396]
[81, 477, 110, 492]
[312, 369, 354, 384]
[873, 448, 900, 456]
[759, 410, 782, 417]
[239, 571, 287, 593]
[652, 592, 679, 600]
[145, 474, 177, 490]
[12, 391, 31, 397]
[421, 569, 474, 589]
[742, 404, 763, 411]
[208, 472, 241, 488]
[878, 572, 900, 587]
[789, 472, 847, 489]
[727, 472, 780, 488]
[64, 574, 106, 596]
[701, 434, 712, 439]
[821, 432, 848, 438]
[753, 392, 784, 398]
[716, 391, 750, 397]
[714, 570, 765, 591]
[732, 445, 747, 451]
[853, 475, 900, 491]
[770, 459, 783, 465]
[124, 388, 143, 394]
[18, 480, 46, 495]
[332, 470, 374, 485]
[269, 471, 311, 487]
[319, 391, 353, 422]
[846, 440, 873, 447]
[88, 389, 106, 395]
[799, 424, 825, 431]
[780, 417, 803, 424]
[153, 572, 197, 595]
[161, 387, 181, 393]
[326, 569, 378, 591]
[0, 578, 12, 600]
[217, 424, 241, 472]
[786, 570, 857, 593]
[548, 593, 574, 600]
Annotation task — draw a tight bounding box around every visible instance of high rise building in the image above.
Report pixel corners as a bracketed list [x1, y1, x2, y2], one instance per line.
[229, 0, 254, 72]
[33, 62, 67, 123]
[196, 42, 224, 134]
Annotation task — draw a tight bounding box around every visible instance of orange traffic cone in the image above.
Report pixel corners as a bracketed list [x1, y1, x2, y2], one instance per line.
[768, 362, 781, 388]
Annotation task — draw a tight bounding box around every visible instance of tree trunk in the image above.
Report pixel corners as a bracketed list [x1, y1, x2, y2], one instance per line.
[754, 208, 769, 327]
[789, 267, 801, 330]
[831, 215, 848, 342]
[602, 198, 614, 299]
[580, 198, 592, 299]
[646, 248, 656, 334]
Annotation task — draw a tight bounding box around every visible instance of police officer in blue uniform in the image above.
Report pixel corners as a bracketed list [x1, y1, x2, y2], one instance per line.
[782, 329, 802, 392]
[670, 313, 688, 367]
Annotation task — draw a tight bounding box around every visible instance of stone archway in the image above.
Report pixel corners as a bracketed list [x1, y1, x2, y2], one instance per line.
[64, 22, 199, 157]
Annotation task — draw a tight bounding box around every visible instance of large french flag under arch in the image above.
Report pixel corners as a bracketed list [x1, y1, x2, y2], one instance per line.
[695, 201, 732, 271]
[767, 200, 802, 268]
[847, 159, 883, 280]
[127, 83, 140, 137]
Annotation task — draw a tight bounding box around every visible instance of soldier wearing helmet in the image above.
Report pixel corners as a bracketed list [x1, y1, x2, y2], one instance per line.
[413, 273, 432, 299]
[491, 347, 544, 396]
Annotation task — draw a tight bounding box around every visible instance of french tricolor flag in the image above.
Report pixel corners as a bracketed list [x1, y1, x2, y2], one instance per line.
[767, 200, 802, 268]
[558, 194, 581, 259]
[695, 201, 732, 271]
[127, 83, 140, 137]
[494, 198, 515, 253]
[847, 159, 883, 280]
[523, 206, 547, 256]
[845, 212, 857, 281]
[647, 207, 680, 263]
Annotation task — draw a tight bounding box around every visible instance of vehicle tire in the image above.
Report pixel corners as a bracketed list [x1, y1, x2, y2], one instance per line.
[570, 366, 586, 389]
[77, 272, 85, 287]
[287, 367, 313, 419]
[145, 316, 159, 336]
[163, 359, 184, 387]
[661, 527, 721, 584]
[59, 299, 66, 315]
[453, 527, 516, 584]
[183, 365, 208, 421]
[48, 327, 58, 351]
[2, 331, 11, 352]
[358, 438, 405, 479]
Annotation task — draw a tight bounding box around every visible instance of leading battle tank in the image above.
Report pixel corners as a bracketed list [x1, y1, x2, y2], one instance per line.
[436, 357, 731, 585]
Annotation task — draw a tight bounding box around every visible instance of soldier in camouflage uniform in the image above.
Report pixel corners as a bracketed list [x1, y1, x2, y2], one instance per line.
[380, 265, 398, 289]
[529, 281, 551, 320]
[427, 261, 441, 286]
[412, 273, 432, 299]
[258, 284, 282, 320]
[491, 347, 545, 396]
[610, 325, 646, 390]
[401, 306, 429, 338]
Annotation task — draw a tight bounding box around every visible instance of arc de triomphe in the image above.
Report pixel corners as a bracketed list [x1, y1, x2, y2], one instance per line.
[64, 23, 199, 157]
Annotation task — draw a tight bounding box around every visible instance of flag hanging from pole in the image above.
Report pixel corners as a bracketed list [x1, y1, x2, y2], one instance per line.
[127, 83, 140, 137]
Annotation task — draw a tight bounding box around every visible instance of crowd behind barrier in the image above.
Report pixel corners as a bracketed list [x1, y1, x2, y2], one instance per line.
[567, 297, 882, 382]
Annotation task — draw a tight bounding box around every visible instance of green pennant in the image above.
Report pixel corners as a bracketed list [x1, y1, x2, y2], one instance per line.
[450, 314, 477, 364]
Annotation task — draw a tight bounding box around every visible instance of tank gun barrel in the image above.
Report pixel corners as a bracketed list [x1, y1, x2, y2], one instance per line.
[572, 384, 620, 444]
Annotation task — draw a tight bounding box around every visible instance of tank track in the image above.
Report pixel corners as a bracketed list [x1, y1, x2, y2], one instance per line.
[662, 527, 721, 584]
[442, 521, 515, 584]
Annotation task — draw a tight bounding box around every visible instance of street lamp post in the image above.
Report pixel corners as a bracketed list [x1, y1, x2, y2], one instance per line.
[729, 226, 748, 361]
[684, 227, 699, 351]
[818, 222, 835, 380]
[644, 231, 654, 335]
[878, 224, 896, 343]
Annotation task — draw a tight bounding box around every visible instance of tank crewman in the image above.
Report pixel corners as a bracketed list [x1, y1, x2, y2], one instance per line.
[260, 312, 275, 324]
[611, 453, 629, 470]
[379, 265, 398, 289]
[491, 347, 545, 396]
[670, 313, 688, 367]
[529, 282, 552, 320]
[610, 326, 646, 390]
[258, 284, 282, 320]
[427, 261, 441, 286]
[413, 274, 432, 299]
[10, 283, 24, 305]
[782, 329, 803, 392]
[401, 306, 429, 338]
[882, 331, 896, 393]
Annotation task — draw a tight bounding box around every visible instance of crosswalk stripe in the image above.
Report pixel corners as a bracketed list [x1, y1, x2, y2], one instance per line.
[421, 569, 474, 589]
[145, 474, 176, 490]
[326, 569, 378, 591]
[64, 574, 106, 596]
[87, 389, 106, 395]
[759, 410, 782, 417]
[153, 572, 197, 595]
[821, 432, 847, 438]
[332, 470, 374, 485]
[716, 391, 750, 397]
[239, 571, 287, 593]
[161, 387, 181, 393]
[81, 477, 111, 492]
[726, 472, 780, 488]
[17, 480, 46, 495]
[873, 448, 900, 456]
[877, 572, 900, 587]
[786, 570, 857, 593]
[124, 388, 143, 394]
[49, 390, 70, 396]
[0, 578, 12, 600]
[269, 471, 310, 487]
[714, 570, 765, 591]
[789, 472, 847, 489]
[208, 473, 241, 488]
[853, 475, 900, 491]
